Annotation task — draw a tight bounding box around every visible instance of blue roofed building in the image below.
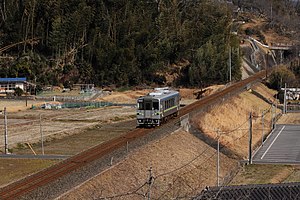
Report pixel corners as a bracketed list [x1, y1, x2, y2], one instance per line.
[0, 77, 35, 94]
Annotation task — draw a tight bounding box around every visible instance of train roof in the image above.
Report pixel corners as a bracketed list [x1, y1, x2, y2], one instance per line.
[139, 88, 179, 100]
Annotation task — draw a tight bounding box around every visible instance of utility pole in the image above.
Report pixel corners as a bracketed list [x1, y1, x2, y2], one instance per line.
[229, 47, 232, 83]
[217, 129, 220, 186]
[4, 107, 8, 154]
[284, 83, 287, 114]
[261, 111, 264, 146]
[248, 112, 252, 164]
[40, 114, 44, 155]
[147, 167, 154, 200]
[266, 52, 269, 78]
[271, 104, 274, 130]
[275, 101, 277, 129]
[271, 3, 273, 23]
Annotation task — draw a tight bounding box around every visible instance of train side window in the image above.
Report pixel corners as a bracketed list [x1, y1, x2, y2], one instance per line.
[153, 102, 159, 110]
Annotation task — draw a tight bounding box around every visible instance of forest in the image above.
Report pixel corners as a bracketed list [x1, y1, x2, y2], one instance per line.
[0, 0, 253, 88]
[1, 0, 300, 89]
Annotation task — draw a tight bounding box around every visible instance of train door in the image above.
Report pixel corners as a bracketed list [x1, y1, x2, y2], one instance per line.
[144, 99, 152, 118]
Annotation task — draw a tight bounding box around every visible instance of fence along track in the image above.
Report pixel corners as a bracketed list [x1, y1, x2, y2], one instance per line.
[0, 71, 265, 199]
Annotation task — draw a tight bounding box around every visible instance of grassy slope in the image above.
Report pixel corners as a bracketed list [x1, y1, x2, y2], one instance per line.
[193, 83, 280, 159]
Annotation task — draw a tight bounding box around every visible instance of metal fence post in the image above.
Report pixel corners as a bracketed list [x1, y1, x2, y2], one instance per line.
[248, 112, 252, 164]
[4, 107, 8, 154]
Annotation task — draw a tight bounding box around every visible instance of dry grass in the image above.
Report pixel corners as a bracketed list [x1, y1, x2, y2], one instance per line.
[179, 88, 196, 99]
[232, 164, 300, 186]
[277, 113, 300, 124]
[240, 12, 294, 46]
[263, 29, 295, 46]
[96, 89, 151, 104]
[192, 83, 281, 158]
[0, 159, 57, 187]
[179, 85, 224, 100]
[0, 100, 39, 112]
[252, 83, 278, 103]
[284, 166, 300, 183]
[230, 164, 294, 185]
[59, 130, 237, 200]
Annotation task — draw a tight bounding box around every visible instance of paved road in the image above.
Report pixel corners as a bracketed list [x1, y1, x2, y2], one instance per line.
[253, 124, 300, 164]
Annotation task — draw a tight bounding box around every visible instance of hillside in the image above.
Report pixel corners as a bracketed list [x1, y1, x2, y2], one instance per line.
[0, 0, 241, 88]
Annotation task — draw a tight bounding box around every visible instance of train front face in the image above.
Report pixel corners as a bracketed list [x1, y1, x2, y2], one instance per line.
[136, 96, 161, 127]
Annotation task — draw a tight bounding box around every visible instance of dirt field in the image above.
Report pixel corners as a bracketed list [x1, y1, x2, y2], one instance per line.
[0, 106, 136, 151]
[15, 120, 135, 156]
[0, 100, 37, 112]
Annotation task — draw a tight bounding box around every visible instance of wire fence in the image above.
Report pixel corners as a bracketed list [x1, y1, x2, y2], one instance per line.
[61, 101, 113, 109]
[30, 101, 114, 109]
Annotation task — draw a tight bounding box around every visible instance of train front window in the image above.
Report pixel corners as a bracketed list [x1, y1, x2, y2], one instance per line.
[145, 101, 152, 110]
[153, 102, 159, 110]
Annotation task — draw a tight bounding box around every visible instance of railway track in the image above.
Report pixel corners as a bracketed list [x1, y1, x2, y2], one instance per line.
[0, 71, 265, 199]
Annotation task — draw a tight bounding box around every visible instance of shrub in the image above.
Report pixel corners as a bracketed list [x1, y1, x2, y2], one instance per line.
[14, 87, 24, 96]
[268, 65, 296, 90]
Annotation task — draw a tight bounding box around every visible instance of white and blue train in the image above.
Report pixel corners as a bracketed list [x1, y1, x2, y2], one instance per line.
[136, 88, 180, 127]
